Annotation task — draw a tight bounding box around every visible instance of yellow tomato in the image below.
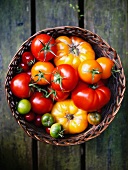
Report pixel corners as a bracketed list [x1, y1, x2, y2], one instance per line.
[54, 36, 95, 69]
[51, 99, 88, 134]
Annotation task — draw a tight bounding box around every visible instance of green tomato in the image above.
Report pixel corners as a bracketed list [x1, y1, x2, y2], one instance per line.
[50, 123, 64, 138]
[17, 99, 31, 114]
[41, 113, 54, 127]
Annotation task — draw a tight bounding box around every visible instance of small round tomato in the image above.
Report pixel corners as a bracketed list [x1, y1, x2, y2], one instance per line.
[25, 111, 36, 122]
[31, 34, 57, 61]
[22, 51, 35, 66]
[50, 123, 64, 138]
[17, 99, 31, 114]
[71, 80, 111, 111]
[78, 59, 103, 84]
[34, 115, 42, 127]
[31, 61, 54, 85]
[87, 112, 102, 125]
[41, 113, 55, 127]
[45, 127, 51, 134]
[51, 64, 79, 92]
[10, 73, 33, 98]
[97, 57, 114, 79]
[30, 91, 53, 114]
[54, 36, 95, 69]
[18, 62, 30, 72]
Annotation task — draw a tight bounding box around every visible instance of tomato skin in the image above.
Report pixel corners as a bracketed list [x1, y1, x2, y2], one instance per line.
[30, 91, 53, 114]
[71, 80, 111, 112]
[31, 61, 54, 85]
[87, 112, 102, 125]
[78, 60, 103, 84]
[54, 36, 95, 69]
[10, 73, 33, 98]
[50, 123, 64, 138]
[97, 57, 114, 79]
[51, 99, 88, 134]
[41, 113, 55, 127]
[51, 64, 79, 92]
[31, 34, 57, 62]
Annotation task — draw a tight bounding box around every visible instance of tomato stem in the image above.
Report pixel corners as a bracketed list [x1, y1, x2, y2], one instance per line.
[66, 114, 74, 120]
[52, 72, 64, 91]
[34, 70, 50, 84]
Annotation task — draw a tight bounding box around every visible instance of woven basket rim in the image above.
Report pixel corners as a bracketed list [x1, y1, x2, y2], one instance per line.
[5, 26, 126, 146]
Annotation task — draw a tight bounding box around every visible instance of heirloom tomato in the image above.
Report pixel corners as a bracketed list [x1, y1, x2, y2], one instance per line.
[31, 61, 54, 85]
[97, 57, 115, 79]
[71, 80, 111, 111]
[51, 99, 88, 134]
[87, 112, 102, 125]
[78, 59, 103, 84]
[10, 73, 33, 98]
[31, 34, 57, 61]
[48, 85, 70, 102]
[30, 91, 53, 114]
[51, 64, 79, 92]
[54, 36, 95, 69]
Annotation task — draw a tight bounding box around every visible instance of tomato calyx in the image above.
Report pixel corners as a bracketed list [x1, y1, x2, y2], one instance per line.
[111, 65, 120, 78]
[34, 70, 50, 84]
[65, 113, 74, 120]
[52, 71, 64, 90]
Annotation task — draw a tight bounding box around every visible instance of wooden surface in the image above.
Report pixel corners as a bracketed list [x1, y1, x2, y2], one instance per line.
[0, 0, 128, 170]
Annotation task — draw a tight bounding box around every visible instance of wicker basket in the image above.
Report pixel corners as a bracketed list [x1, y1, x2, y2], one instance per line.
[5, 26, 126, 146]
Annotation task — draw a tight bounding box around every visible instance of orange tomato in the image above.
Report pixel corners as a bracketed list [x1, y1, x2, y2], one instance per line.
[97, 57, 114, 79]
[31, 61, 54, 85]
[78, 60, 103, 84]
[54, 36, 95, 69]
[51, 99, 88, 134]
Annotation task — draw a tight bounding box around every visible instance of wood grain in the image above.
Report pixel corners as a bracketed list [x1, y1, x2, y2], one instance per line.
[0, 0, 32, 170]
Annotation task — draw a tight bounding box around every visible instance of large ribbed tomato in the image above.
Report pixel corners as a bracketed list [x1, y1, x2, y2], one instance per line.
[54, 36, 95, 69]
[51, 99, 88, 134]
[71, 80, 111, 112]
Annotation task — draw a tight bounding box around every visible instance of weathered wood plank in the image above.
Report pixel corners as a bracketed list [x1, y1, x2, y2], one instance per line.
[0, 0, 33, 170]
[84, 0, 128, 169]
[35, 1, 82, 170]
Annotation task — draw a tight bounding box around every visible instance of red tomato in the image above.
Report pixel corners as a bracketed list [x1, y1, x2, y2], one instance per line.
[10, 73, 33, 98]
[51, 64, 79, 92]
[30, 91, 53, 114]
[48, 85, 70, 101]
[31, 34, 57, 61]
[22, 51, 35, 66]
[71, 80, 111, 111]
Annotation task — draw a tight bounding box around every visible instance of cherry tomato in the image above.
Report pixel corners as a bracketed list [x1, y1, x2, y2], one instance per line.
[25, 111, 36, 122]
[18, 62, 30, 72]
[30, 91, 53, 114]
[54, 36, 95, 69]
[22, 51, 35, 66]
[50, 123, 64, 138]
[31, 34, 57, 61]
[45, 127, 51, 134]
[10, 73, 33, 98]
[51, 64, 79, 92]
[97, 57, 115, 79]
[34, 115, 42, 127]
[31, 61, 55, 85]
[87, 112, 102, 125]
[71, 80, 111, 111]
[78, 59, 103, 84]
[41, 113, 55, 127]
[17, 99, 31, 114]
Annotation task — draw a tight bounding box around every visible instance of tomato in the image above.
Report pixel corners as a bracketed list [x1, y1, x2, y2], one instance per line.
[48, 85, 70, 101]
[18, 62, 30, 72]
[41, 113, 55, 127]
[25, 111, 36, 122]
[30, 91, 53, 114]
[78, 59, 103, 84]
[31, 34, 57, 61]
[50, 123, 64, 138]
[87, 112, 102, 125]
[31, 61, 54, 85]
[10, 73, 33, 98]
[97, 57, 115, 79]
[51, 99, 88, 134]
[71, 80, 111, 111]
[17, 99, 31, 114]
[54, 36, 95, 69]
[51, 64, 79, 92]
[45, 127, 51, 134]
[34, 115, 42, 127]
[22, 51, 35, 66]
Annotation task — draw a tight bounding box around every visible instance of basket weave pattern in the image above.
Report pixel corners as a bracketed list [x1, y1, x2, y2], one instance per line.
[5, 26, 126, 146]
